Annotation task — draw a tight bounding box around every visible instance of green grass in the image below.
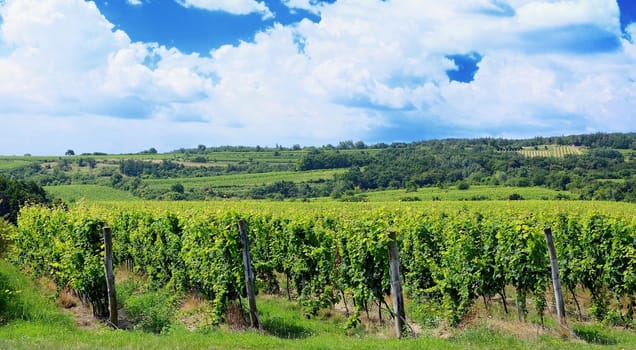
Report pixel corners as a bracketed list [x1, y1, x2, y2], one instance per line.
[45, 185, 138, 202]
[2, 294, 636, 350]
[0, 260, 73, 326]
[0, 160, 34, 170]
[144, 169, 344, 191]
[0, 156, 65, 170]
[342, 185, 574, 202]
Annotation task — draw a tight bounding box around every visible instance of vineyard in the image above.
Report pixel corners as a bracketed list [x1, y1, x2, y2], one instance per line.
[518, 145, 584, 158]
[9, 200, 636, 335]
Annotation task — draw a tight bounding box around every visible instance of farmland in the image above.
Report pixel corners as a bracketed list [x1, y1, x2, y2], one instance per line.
[2, 133, 636, 349]
[44, 185, 138, 202]
[518, 145, 584, 158]
[4, 199, 636, 349]
[2, 133, 636, 203]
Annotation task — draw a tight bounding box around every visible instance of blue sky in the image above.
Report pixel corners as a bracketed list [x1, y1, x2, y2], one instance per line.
[93, 1, 327, 54]
[1, 0, 636, 154]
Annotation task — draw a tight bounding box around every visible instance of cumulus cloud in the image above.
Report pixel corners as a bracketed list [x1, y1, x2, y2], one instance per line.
[0, 0, 214, 118]
[126, 0, 143, 6]
[176, 0, 273, 19]
[0, 0, 635, 154]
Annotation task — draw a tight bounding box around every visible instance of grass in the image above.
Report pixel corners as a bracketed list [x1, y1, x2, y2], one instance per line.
[2, 294, 636, 350]
[0, 260, 73, 326]
[44, 185, 138, 203]
[143, 169, 344, 191]
[3, 260, 636, 349]
[0, 160, 34, 170]
[360, 185, 574, 202]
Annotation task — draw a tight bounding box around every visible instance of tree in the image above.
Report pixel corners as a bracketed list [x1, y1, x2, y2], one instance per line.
[171, 183, 185, 194]
[0, 176, 50, 224]
[65, 149, 75, 156]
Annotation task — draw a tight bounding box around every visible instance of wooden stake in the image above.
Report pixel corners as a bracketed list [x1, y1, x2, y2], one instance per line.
[543, 226, 568, 334]
[388, 230, 406, 338]
[238, 219, 261, 330]
[102, 227, 118, 328]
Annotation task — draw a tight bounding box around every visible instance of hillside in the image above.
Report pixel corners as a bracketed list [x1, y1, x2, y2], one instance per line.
[1, 133, 635, 203]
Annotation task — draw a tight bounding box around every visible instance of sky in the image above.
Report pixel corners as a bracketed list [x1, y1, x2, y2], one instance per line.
[0, 0, 635, 155]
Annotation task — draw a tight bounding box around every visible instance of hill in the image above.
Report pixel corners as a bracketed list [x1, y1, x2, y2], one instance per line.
[1, 133, 635, 203]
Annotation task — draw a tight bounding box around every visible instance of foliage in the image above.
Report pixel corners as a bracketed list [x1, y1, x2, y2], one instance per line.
[3, 132, 636, 203]
[124, 290, 176, 333]
[12, 207, 109, 317]
[9, 201, 636, 329]
[0, 260, 72, 325]
[0, 175, 50, 224]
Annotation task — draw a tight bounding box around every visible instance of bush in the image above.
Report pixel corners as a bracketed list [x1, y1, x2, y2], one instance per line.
[457, 182, 470, 190]
[508, 193, 524, 200]
[124, 290, 176, 333]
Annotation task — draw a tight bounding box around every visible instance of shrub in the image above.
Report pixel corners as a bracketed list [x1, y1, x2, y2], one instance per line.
[124, 290, 176, 333]
[508, 193, 524, 200]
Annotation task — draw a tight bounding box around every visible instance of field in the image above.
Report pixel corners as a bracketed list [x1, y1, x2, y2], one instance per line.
[44, 185, 138, 202]
[45, 183, 571, 203]
[357, 185, 573, 202]
[143, 169, 344, 192]
[518, 145, 584, 157]
[0, 148, 380, 172]
[3, 137, 636, 349]
[3, 199, 636, 349]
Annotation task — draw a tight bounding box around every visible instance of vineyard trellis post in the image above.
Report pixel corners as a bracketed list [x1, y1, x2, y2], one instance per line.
[388, 230, 406, 338]
[102, 226, 118, 328]
[238, 219, 261, 330]
[543, 226, 568, 334]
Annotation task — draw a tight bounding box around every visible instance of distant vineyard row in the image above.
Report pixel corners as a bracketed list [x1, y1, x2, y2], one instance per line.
[11, 203, 636, 327]
[518, 145, 584, 158]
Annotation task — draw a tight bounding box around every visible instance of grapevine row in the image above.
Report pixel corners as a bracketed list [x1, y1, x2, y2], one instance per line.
[11, 204, 636, 326]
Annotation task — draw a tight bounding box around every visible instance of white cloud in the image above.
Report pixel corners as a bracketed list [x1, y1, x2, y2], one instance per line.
[282, 0, 323, 15]
[126, 0, 143, 6]
[0, 0, 214, 122]
[176, 0, 273, 19]
[0, 0, 635, 154]
[514, 0, 619, 32]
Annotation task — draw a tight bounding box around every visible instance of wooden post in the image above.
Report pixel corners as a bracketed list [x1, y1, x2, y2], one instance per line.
[543, 226, 567, 333]
[388, 230, 406, 338]
[102, 227, 118, 328]
[238, 219, 261, 330]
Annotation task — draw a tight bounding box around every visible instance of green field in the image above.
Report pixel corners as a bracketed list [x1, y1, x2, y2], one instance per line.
[0, 148, 378, 171]
[44, 183, 574, 203]
[357, 185, 574, 202]
[143, 169, 345, 191]
[44, 185, 138, 202]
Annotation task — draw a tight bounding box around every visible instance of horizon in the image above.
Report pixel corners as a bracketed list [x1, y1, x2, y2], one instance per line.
[3, 131, 632, 157]
[1, 0, 636, 155]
